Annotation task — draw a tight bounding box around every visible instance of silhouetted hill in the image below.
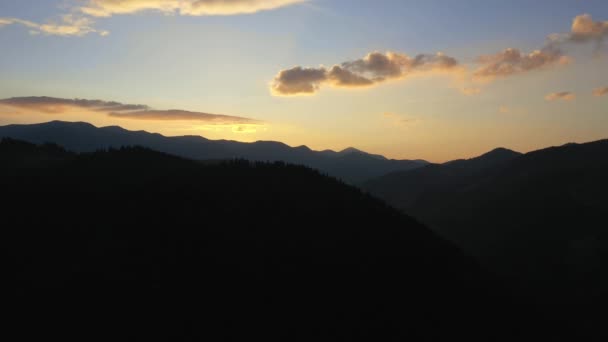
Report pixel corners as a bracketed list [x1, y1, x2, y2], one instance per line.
[444, 147, 522, 168]
[363, 146, 521, 208]
[0, 121, 427, 182]
[364, 140, 608, 340]
[2, 139, 557, 342]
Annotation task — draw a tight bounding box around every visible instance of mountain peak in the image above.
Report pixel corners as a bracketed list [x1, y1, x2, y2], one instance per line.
[444, 147, 522, 168]
[294, 145, 312, 152]
[46, 120, 96, 129]
[338, 147, 388, 160]
[480, 147, 521, 158]
[100, 125, 128, 132]
[340, 147, 363, 154]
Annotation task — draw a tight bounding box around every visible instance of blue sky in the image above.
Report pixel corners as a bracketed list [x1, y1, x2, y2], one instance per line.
[1, 0, 607, 161]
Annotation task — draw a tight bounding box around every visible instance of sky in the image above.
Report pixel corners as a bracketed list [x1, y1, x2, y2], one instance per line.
[0, 0, 607, 162]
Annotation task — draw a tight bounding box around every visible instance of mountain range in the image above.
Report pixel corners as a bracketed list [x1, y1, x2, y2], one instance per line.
[363, 139, 608, 340]
[1, 138, 552, 342]
[3, 120, 607, 339]
[0, 121, 427, 183]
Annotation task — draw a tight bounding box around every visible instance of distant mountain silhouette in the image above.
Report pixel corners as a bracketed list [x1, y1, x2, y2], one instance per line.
[443, 147, 522, 168]
[364, 140, 608, 340]
[0, 121, 427, 182]
[363, 146, 522, 208]
[2, 138, 559, 342]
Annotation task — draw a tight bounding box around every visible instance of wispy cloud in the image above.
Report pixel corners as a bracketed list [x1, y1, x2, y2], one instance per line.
[108, 109, 260, 124]
[0, 0, 306, 37]
[0, 96, 261, 125]
[80, 0, 307, 17]
[0, 15, 108, 37]
[593, 87, 608, 97]
[545, 92, 576, 101]
[0, 97, 148, 113]
[271, 51, 461, 96]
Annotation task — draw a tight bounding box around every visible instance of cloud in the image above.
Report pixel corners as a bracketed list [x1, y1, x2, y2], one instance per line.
[569, 14, 608, 43]
[326, 65, 375, 87]
[342, 52, 459, 81]
[474, 47, 570, 81]
[545, 14, 608, 47]
[341, 52, 409, 80]
[0, 97, 148, 113]
[593, 87, 608, 97]
[80, 0, 306, 17]
[545, 92, 576, 101]
[0, 96, 260, 124]
[270, 14, 608, 97]
[0, 15, 108, 37]
[1, 1, 305, 37]
[270, 66, 328, 95]
[472, 14, 608, 83]
[108, 109, 260, 124]
[271, 51, 461, 95]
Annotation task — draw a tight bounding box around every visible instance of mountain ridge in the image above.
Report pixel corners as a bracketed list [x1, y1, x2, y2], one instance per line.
[0, 120, 428, 183]
[1, 137, 553, 341]
[363, 138, 608, 340]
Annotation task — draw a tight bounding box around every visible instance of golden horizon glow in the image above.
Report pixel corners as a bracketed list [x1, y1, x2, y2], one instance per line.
[1, 3, 607, 162]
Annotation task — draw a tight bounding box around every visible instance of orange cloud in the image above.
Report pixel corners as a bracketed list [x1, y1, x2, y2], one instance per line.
[570, 14, 608, 42]
[0, 96, 260, 125]
[545, 92, 576, 101]
[109, 109, 260, 124]
[593, 87, 608, 97]
[0, 97, 147, 113]
[271, 51, 461, 96]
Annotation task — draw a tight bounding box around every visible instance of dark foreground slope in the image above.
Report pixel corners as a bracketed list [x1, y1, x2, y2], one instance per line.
[364, 140, 608, 340]
[2, 139, 555, 341]
[0, 121, 427, 182]
[363, 147, 522, 209]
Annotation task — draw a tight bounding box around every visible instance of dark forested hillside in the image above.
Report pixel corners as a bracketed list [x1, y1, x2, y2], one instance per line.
[2, 138, 558, 342]
[362, 147, 522, 209]
[364, 140, 608, 340]
[0, 121, 427, 182]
